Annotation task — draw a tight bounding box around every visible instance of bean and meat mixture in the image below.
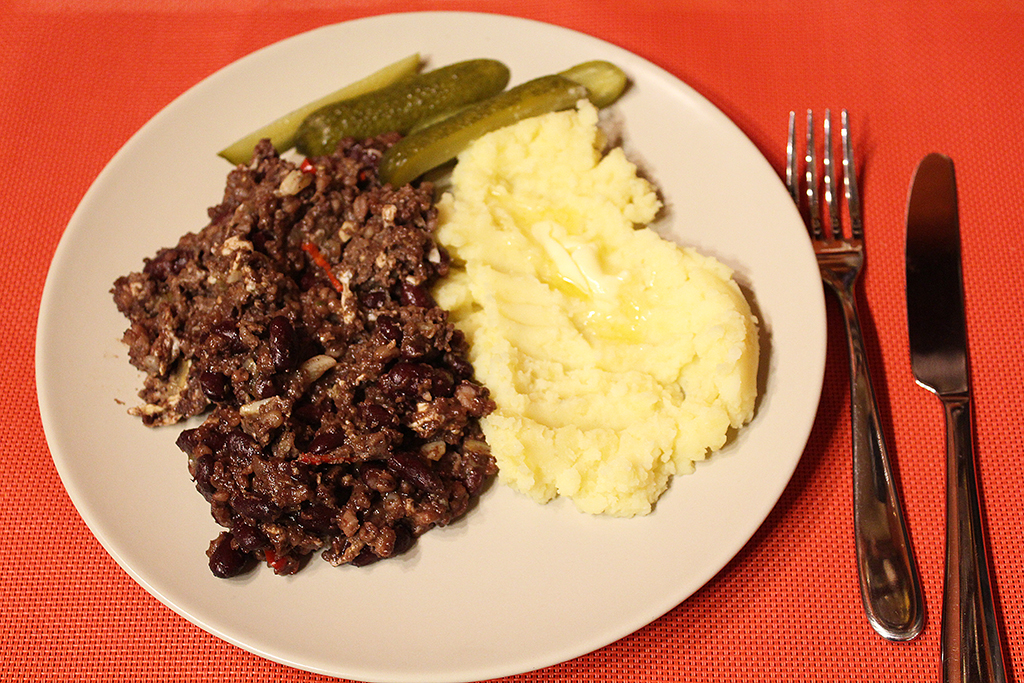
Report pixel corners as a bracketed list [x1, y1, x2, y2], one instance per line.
[111, 136, 496, 578]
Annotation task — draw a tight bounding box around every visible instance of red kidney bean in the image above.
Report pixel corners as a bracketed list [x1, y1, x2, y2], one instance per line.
[361, 289, 387, 309]
[176, 427, 203, 456]
[199, 370, 229, 401]
[231, 521, 268, 553]
[380, 361, 429, 400]
[350, 545, 382, 567]
[400, 334, 432, 359]
[431, 369, 454, 397]
[203, 428, 227, 454]
[392, 523, 415, 556]
[208, 532, 251, 578]
[268, 315, 296, 371]
[210, 320, 248, 353]
[358, 463, 397, 493]
[399, 282, 434, 308]
[225, 431, 261, 463]
[143, 247, 189, 280]
[382, 361, 455, 400]
[358, 403, 394, 430]
[307, 430, 345, 455]
[251, 374, 277, 399]
[231, 491, 280, 523]
[292, 401, 325, 425]
[387, 451, 445, 494]
[297, 503, 337, 535]
[374, 315, 402, 345]
[189, 453, 215, 501]
[445, 352, 473, 380]
[462, 464, 487, 496]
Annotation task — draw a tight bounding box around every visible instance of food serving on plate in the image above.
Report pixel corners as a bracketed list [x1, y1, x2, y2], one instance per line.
[435, 101, 759, 516]
[111, 53, 758, 577]
[112, 134, 497, 577]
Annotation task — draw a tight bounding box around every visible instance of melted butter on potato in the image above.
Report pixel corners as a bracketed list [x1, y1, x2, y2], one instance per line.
[434, 101, 759, 516]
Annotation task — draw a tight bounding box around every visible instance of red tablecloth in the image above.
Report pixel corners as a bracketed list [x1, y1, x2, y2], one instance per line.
[4, 1, 1023, 681]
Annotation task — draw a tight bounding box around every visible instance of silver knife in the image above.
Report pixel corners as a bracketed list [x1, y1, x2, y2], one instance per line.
[905, 153, 1007, 683]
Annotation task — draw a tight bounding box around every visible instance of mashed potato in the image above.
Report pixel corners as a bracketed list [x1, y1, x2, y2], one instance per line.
[434, 101, 759, 516]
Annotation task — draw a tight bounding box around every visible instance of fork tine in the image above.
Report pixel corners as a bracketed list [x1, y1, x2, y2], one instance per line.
[804, 110, 824, 240]
[823, 110, 842, 239]
[841, 109, 863, 240]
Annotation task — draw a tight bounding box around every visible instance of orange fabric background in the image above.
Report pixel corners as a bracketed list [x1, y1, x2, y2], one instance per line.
[3, 1, 1023, 681]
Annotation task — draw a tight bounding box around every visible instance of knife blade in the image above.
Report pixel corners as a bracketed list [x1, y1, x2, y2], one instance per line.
[905, 153, 1007, 683]
[906, 154, 968, 395]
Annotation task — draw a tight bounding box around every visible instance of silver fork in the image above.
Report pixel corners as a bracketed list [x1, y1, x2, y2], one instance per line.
[787, 110, 924, 641]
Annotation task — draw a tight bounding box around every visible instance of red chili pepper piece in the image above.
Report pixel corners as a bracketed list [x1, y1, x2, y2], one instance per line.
[301, 242, 345, 295]
[299, 158, 316, 174]
[263, 548, 290, 573]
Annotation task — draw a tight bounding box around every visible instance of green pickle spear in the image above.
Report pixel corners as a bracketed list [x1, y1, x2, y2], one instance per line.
[559, 60, 628, 107]
[295, 59, 511, 157]
[380, 61, 628, 188]
[218, 53, 421, 166]
[405, 61, 624, 134]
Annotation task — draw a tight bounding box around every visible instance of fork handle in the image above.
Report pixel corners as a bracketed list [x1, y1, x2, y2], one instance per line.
[833, 282, 925, 641]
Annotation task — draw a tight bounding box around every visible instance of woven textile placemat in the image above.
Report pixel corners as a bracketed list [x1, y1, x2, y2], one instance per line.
[3, 2, 1022, 680]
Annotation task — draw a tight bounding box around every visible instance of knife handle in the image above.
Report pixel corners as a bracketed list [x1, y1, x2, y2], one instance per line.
[837, 286, 924, 640]
[941, 395, 1007, 683]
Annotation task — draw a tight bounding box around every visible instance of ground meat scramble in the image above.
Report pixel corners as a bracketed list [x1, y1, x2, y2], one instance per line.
[111, 137, 496, 577]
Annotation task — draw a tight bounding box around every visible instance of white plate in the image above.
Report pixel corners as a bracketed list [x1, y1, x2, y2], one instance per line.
[36, 12, 825, 683]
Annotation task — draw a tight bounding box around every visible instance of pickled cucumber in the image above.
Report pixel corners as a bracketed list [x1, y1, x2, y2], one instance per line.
[381, 75, 589, 188]
[407, 61, 628, 137]
[217, 54, 421, 166]
[559, 60, 628, 108]
[295, 59, 510, 157]
[379, 61, 628, 187]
